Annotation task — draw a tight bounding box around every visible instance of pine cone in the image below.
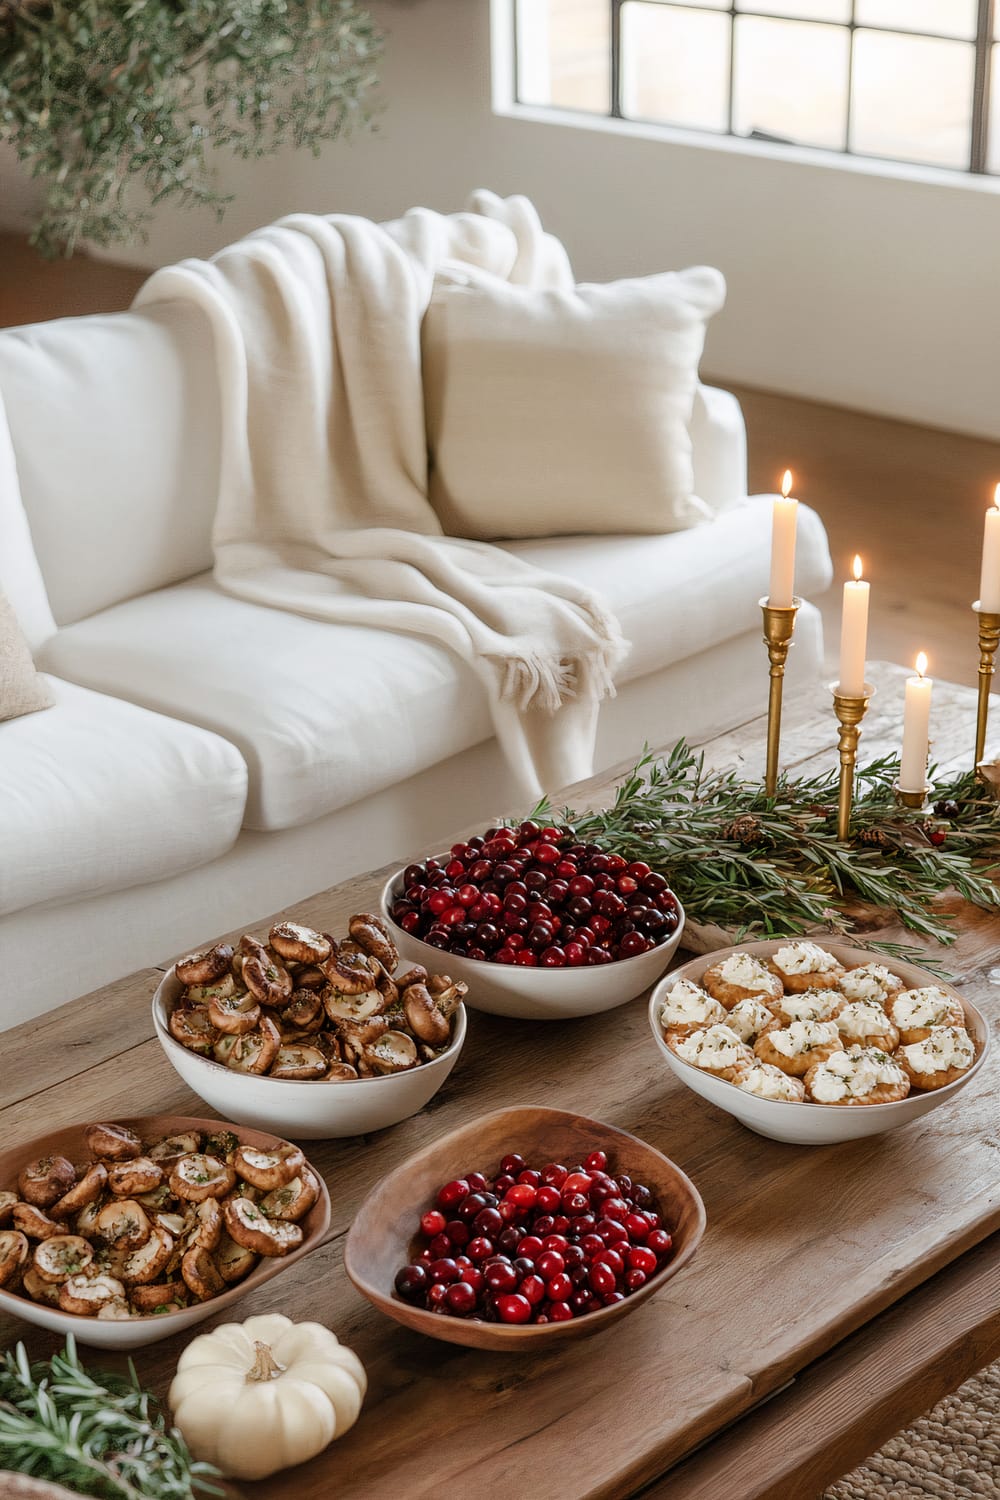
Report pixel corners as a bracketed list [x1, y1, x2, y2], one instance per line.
[856, 827, 889, 847]
[722, 814, 762, 843]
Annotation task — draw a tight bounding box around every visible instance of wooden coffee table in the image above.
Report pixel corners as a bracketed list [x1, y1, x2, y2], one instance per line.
[1, 662, 998, 1499]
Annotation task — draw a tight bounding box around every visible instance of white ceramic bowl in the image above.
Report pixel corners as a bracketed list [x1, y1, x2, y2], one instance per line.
[0, 1114, 329, 1349]
[648, 939, 991, 1145]
[153, 972, 466, 1140]
[380, 871, 684, 1020]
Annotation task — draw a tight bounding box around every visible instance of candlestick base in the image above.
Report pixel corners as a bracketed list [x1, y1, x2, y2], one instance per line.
[760, 596, 801, 796]
[972, 602, 1000, 774]
[893, 784, 927, 810]
[830, 681, 874, 841]
[976, 760, 1000, 801]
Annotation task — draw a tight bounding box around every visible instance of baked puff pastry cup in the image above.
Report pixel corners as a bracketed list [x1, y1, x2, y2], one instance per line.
[768, 987, 842, 1027]
[838, 963, 905, 1006]
[804, 1046, 910, 1106]
[657, 979, 728, 1037]
[701, 953, 783, 1009]
[767, 941, 845, 993]
[666, 1024, 754, 1083]
[832, 999, 899, 1055]
[754, 1017, 843, 1077]
[889, 987, 967, 1047]
[897, 1026, 976, 1091]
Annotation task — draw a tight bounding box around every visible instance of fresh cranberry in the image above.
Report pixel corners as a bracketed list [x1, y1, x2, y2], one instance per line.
[617, 875, 640, 896]
[647, 1228, 674, 1256]
[514, 949, 538, 966]
[420, 1209, 447, 1238]
[519, 1274, 546, 1305]
[427, 1282, 449, 1309]
[505, 1183, 538, 1210]
[518, 1235, 544, 1260]
[394, 1263, 429, 1301]
[445, 1281, 478, 1315]
[560, 1191, 589, 1216]
[457, 1192, 489, 1222]
[641, 871, 669, 894]
[562, 1171, 592, 1196]
[628, 1246, 658, 1275]
[445, 1220, 470, 1247]
[541, 946, 567, 967]
[551, 1214, 571, 1234]
[585, 1150, 608, 1173]
[467, 1236, 494, 1262]
[493, 862, 516, 886]
[535, 1185, 562, 1213]
[586, 948, 613, 966]
[548, 1300, 574, 1322]
[555, 859, 578, 880]
[624, 1212, 650, 1241]
[542, 1163, 568, 1187]
[485, 1262, 519, 1294]
[473, 1208, 504, 1238]
[517, 819, 541, 841]
[428, 1257, 461, 1285]
[428, 1232, 452, 1258]
[494, 948, 516, 964]
[534, 1250, 565, 1280]
[589, 1262, 618, 1296]
[625, 1269, 647, 1292]
[517, 1169, 543, 1186]
[544, 880, 569, 905]
[495, 1293, 533, 1324]
[437, 1178, 470, 1211]
[563, 1243, 586, 1267]
[541, 1233, 569, 1253]
[619, 931, 652, 958]
[579, 1233, 604, 1258]
[602, 1197, 630, 1222]
[532, 1215, 556, 1237]
[534, 842, 561, 865]
[497, 1225, 524, 1253]
[593, 1247, 625, 1276]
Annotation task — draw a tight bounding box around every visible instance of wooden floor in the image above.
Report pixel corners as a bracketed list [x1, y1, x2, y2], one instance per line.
[3, 230, 998, 690]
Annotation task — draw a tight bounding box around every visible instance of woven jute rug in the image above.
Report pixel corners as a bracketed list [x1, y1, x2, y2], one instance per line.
[824, 1359, 999, 1499]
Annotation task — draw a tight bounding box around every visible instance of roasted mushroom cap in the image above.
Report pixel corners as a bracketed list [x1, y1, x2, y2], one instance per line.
[213, 1034, 241, 1067]
[12, 1204, 62, 1241]
[175, 943, 234, 987]
[0, 1192, 16, 1226]
[0, 1230, 28, 1286]
[270, 1045, 329, 1080]
[292, 965, 329, 992]
[326, 1062, 361, 1082]
[269, 921, 332, 965]
[33, 1234, 94, 1283]
[281, 989, 325, 1032]
[323, 985, 385, 1023]
[395, 965, 428, 990]
[58, 1272, 125, 1315]
[348, 913, 399, 972]
[84, 1123, 143, 1162]
[207, 990, 262, 1036]
[185, 972, 237, 1003]
[97, 1298, 135, 1321]
[228, 1015, 282, 1075]
[427, 974, 468, 1018]
[259, 1168, 320, 1222]
[168, 1004, 220, 1055]
[215, 1231, 258, 1284]
[239, 935, 293, 1006]
[184, 1198, 223, 1252]
[130, 1278, 188, 1312]
[403, 983, 452, 1046]
[108, 1157, 163, 1198]
[223, 1197, 303, 1257]
[148, 1131, 202, 1166]
[233, 1144, 305, 1191]
[17, 1155, 77, 1209]
[122, 1225, 174, 1285]
[50, 1162, 108, 1222]
[203, 1130, 240, 1163]
[22, 1267, 61, 1305]
[181, 1244, 226, 1301]
[95, 1199, 151, 1251]
[367, 1030, 420, 1074]
[321, 941, 381, 997]
[169, 1154, 237, 1203]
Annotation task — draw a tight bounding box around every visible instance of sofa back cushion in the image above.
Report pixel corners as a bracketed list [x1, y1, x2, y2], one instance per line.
[0, 301, 220, 624]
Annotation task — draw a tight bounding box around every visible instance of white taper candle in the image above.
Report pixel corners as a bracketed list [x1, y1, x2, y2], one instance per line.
[899, 653, 932, 792]
[768, 469, 798, 609]
[838, 555, 870, 698]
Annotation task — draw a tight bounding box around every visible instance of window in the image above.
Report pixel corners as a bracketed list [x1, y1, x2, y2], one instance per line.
[513, 1, 999, 175]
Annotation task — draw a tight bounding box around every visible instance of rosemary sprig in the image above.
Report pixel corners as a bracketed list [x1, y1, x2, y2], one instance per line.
[0, 1336, 222, 1499]
[533, 743, 1000, 958]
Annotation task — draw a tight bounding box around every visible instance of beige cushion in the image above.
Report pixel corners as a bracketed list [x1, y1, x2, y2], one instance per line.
[0, 589, 52, 723]
[422, 264, 725, 540]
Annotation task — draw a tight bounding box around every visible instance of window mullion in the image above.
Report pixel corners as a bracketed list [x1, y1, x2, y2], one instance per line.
[611, 0, 623, 118]
[972, 0, 994, 171]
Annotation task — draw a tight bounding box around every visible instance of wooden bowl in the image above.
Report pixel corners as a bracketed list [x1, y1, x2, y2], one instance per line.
[0, 1115, 330, 1349]
[344, 1105, 706, 1350]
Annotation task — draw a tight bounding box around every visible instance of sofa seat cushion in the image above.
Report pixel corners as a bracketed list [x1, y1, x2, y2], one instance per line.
[37, 497, 831, 835]
[0, 678, 248, 918]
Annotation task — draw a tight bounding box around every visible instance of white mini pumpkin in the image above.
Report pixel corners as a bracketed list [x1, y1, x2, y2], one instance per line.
[169, 1313, 367, 1480]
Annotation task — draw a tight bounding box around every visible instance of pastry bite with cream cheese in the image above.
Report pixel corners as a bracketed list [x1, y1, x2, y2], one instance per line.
[889, 987, 966, 1047]
[658, 979, 727, 1036]
[733, 1062, 806, 1102]
[804, 1046, 909, 1106]
[702, 952, 783, 1009]
[725, 996, 776, 1045]
[754, 1017, 843, 1077]
[769, 987, 842, 1027]
[767, 941, 845, 992]
[897, 1026, 976, 1091]
[833, 999, 899, 1054]
[838, 963, 904, 1006]
[666, 1024, 753, 1082]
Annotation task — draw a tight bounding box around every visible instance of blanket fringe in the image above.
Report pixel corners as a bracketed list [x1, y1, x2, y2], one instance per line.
[495, 641, 624, 714]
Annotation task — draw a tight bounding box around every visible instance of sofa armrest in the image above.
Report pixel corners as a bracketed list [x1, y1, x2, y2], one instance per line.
[691, 383, 748, 514]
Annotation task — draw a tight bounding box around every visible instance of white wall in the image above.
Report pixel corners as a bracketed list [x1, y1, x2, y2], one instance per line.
[2, 0, 999, 438]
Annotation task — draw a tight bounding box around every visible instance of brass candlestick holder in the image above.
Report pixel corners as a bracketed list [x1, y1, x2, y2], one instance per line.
[760, 596, 800, 796]
[893, 784, 927, 810]
[831, 682, 874, 840]
[973, 601, 1000, 773]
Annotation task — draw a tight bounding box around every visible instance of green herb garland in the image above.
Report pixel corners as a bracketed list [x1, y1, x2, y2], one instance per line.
[0, 1337, 221, 1499]
[535, 743, 1000, 969]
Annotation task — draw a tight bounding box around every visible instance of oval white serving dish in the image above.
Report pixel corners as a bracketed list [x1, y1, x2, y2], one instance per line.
[648, 939, 990, 1145]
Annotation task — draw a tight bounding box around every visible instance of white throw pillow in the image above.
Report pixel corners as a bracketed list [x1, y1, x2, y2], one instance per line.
[422, 264, 725, 540]
[0, 587, 53, 723]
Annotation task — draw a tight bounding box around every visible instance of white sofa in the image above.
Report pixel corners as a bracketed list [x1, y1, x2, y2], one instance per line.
[0, 299, 833, 1026]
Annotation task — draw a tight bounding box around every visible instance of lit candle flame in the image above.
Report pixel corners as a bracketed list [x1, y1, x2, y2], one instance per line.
[852, 555, 863, 582]
[781, 469, 793, 499]
[915, 651, 928, 678]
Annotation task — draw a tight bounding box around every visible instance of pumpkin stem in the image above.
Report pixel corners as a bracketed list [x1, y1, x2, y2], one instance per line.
[248, 1340, 286, 1382]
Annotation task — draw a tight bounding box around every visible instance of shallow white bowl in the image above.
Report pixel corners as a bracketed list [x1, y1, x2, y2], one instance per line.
[648, 939, 990, 1145]
[153, 972, 466, 1140]
[0, 1114, 329, 1349]
[380, 871, 684, 1020]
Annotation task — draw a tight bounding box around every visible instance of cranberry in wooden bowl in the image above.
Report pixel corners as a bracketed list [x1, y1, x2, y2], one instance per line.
[380, 823, 685, 1019]
[344, 1106, 705, 1350]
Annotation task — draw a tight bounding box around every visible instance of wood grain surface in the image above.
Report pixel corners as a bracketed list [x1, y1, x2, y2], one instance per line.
[0, 662, 996, 1500]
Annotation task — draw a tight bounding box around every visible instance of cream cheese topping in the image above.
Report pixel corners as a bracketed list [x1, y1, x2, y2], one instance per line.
[717, 953, 777, 990]
[726, 996, 775, 1043]
[839, 963, 900, 1003]
[779, 988, 842, 1023]
[660, 980, 726, 1031]
[772, 942, 840, 976]
[808, 1045, 906, 1103]
[673, 1024, 747, 1070]
[890, 987, 959, 1031]
[835, 1000, 893, 1040]
[767, 1018, 840, 1058]
[900, 1026, 974, 1075]
[735, 1063, 802, 1101]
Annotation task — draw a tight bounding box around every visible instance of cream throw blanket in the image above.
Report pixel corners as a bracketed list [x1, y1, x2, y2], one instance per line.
[135, 192, 627, 800]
